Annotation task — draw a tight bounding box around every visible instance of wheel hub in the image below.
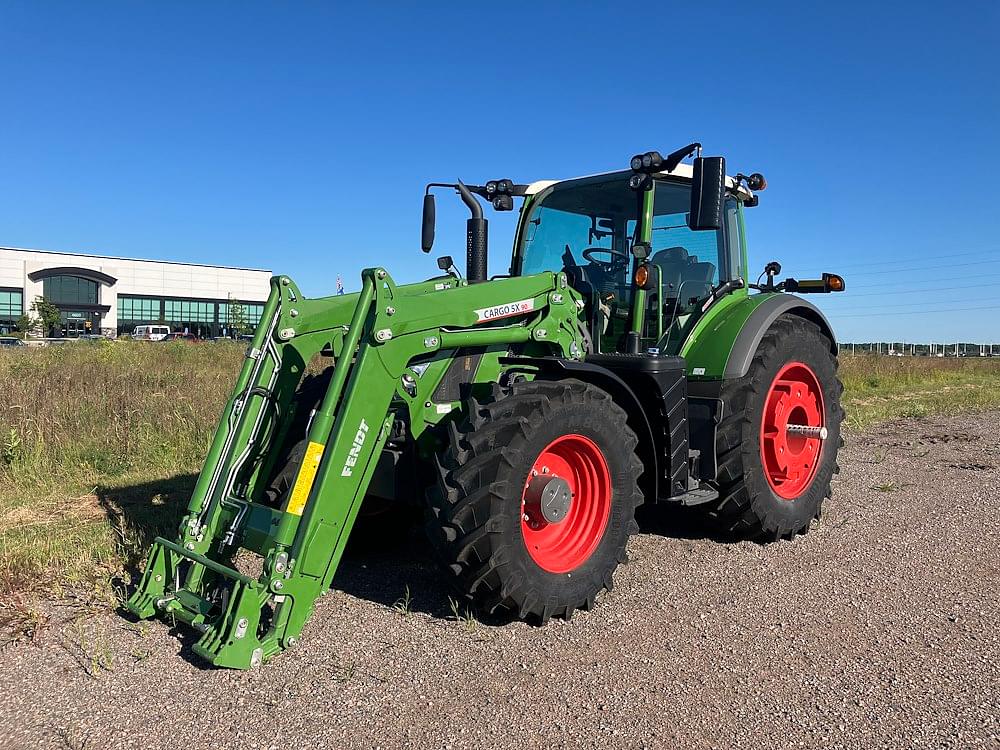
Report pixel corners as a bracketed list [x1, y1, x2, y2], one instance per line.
[524, 475, 573, 525]
[760, 362, 826, 500]
[520, 434, 612, 574]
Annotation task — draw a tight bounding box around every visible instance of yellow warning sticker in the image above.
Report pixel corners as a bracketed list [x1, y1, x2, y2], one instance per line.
[286, 441, 325, 516]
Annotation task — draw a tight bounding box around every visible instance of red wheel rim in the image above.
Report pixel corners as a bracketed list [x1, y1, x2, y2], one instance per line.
[520, 434, 612, 574]
[760, 362, 826, 500]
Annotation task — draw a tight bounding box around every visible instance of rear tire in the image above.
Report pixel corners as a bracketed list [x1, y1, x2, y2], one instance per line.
[426, 379, 643, 622]
[712, 315, 844, 540]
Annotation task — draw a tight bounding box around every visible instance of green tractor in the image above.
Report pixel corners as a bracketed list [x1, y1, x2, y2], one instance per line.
[126, 143, 845, 668]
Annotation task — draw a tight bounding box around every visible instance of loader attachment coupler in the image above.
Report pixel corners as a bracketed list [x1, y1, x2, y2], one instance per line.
[126, 265, 583, 668]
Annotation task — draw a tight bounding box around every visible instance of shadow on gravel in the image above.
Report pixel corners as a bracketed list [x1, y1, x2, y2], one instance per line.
[635, 502, 741, 544]
[95, 474, 729, 632]
[95, 472, 225, 669]
[333, 504, 740, 624]
[95, 474, 504, 628]
[334, 513, 515, 627]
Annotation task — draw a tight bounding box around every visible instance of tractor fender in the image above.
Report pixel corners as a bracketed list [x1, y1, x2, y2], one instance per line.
[499, 356, 659, 501]
[724, 295, 837, 379]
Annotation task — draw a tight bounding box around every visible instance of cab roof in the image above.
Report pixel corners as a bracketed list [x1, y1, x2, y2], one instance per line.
[523, 162, 754, 200]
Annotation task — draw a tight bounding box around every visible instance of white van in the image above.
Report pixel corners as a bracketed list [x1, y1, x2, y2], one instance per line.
[132, 325, 170, 341]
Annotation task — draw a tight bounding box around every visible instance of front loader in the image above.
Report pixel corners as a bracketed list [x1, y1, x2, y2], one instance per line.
[127, 143, 846, 668]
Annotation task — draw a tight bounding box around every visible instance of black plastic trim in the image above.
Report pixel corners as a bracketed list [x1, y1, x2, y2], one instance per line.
[687, 379, 723, 400]
[27, 266, 118, 286]
[52, 302, 111, 313]
[724, 295, 836, 379]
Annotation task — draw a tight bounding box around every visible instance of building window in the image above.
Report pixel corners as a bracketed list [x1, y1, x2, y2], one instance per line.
[0, 289, 23, 320]
[118, 296, 162, 324]
[42, 275, 99, 305]
[219, 301, 264, 327]
[116, 295, 265, 338]
[164, 299, 214, 324]
[246, 303, 263, 327]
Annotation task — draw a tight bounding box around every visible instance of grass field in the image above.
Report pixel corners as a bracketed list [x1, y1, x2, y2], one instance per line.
[1, 343, 998, 606]
[839, 354, 1000, 428]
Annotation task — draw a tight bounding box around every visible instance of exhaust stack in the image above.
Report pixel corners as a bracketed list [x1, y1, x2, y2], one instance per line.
[456, 180, 488, 283]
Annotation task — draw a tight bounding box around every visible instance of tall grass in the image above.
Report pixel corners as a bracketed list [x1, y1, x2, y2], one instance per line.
[839, 354, 1000, 427]
[1, 346, 998, 598]
[0, 341, 241, 594]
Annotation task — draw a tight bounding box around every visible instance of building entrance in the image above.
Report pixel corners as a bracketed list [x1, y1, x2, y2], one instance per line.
[60, 311, 99, 337]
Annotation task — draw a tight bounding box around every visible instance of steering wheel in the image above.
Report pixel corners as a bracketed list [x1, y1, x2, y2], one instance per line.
[581, 246, 629, 270]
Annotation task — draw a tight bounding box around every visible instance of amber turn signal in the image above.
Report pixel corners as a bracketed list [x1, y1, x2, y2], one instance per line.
[824, 273, 845, 292]
[634, 263, 658, 290]
[634, 264, 649, 287]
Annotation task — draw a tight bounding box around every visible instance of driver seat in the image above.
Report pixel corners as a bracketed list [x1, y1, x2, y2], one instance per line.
[649, 246, 691, 297]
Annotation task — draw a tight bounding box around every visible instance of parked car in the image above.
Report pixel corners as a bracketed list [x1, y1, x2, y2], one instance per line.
[163, 332, 200, 343]
[0, 337, 27, 347]
[132, 325, 170, 341]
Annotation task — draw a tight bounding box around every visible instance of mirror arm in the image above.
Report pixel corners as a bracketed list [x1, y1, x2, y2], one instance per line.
[663, 142, 702, 172]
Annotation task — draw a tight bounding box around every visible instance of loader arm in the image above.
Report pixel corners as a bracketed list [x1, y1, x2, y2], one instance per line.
[127, 267, 583, 669]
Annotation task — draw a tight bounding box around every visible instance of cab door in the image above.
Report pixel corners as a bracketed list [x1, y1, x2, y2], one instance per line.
[646, 180, 742, 353]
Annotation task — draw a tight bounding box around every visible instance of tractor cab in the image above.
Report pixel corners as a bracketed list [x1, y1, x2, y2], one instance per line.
[421, 144, 761, 358]
[512, 164, 749, 356]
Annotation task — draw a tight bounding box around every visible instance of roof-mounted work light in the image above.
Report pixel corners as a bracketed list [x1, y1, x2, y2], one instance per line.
[483, 178, 516, 210]
[630, 143, 702, 175]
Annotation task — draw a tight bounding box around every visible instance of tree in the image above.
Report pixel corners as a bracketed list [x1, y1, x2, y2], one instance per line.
[15, 314, 31, 337]
[227, 296, 247, 337]
[19, 295, 61, 337]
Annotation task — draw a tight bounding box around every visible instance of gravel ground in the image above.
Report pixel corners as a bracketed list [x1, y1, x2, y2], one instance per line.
[2, 411, 998, 749]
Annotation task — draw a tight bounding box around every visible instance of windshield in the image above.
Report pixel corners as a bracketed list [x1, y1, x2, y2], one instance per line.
[515, 173, 740, 353]
[518, 174, 637, 276]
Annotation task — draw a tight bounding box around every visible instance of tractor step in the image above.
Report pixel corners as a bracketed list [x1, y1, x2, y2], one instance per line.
[665, 486, 720, 506]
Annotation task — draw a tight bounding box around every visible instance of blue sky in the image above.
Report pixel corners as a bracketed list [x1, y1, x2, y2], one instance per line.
[1, 2, 997, 343]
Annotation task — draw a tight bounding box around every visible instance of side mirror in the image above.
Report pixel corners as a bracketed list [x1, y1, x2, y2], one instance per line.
[689, 156, 726, 231]
[421, 193, 436, 252]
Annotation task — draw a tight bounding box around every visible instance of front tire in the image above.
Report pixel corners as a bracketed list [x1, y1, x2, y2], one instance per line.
[426, 379, 644, 622]
[713, 315, 844, 540]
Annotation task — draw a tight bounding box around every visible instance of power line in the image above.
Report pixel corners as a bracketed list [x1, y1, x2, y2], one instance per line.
[828, 304, 1000, 318]
[820, 296, 1000, 311]
[821, 281, 1000, 298]
[844, 273, 1000, 290]
[846, 258, 999, 276]
[827, 249, 1000, 271]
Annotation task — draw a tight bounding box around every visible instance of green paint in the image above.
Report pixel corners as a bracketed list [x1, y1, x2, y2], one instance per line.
[127, 267, 584, 669]
[629, 187, 655, 337]
[680, 290, 779, 379]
